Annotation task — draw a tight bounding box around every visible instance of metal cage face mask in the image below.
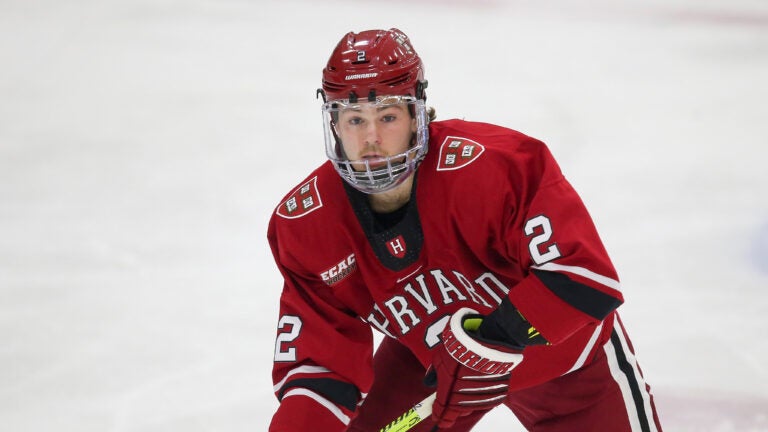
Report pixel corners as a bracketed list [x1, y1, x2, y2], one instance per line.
[322, 96, 429, 194]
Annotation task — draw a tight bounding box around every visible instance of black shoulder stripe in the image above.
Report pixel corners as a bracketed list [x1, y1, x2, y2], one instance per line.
[532, 269, 622, 320]
[278, 377, 360, 411]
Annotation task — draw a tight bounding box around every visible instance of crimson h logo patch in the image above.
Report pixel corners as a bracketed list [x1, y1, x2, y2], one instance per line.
[386, 235, 407, 258]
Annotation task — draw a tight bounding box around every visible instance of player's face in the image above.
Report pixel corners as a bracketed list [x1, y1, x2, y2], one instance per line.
[335, 101, 417, 171]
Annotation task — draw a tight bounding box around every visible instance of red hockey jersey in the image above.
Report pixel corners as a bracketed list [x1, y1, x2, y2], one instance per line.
[268, 119, 623, 430]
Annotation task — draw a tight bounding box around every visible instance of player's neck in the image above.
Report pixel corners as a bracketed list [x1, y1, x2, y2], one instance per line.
[368, 175, 414, 214]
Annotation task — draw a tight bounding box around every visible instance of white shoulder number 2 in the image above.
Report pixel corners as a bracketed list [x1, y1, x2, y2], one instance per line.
[274, 315, 303, 362]
[524, 215, 562, 265]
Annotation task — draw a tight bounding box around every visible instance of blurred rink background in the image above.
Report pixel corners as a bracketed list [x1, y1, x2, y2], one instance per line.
[1, 0, 767, 430]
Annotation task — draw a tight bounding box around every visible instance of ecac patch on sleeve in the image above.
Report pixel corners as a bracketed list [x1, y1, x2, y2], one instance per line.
[437, 136, 485, 171]
[276, 176, 323, 219]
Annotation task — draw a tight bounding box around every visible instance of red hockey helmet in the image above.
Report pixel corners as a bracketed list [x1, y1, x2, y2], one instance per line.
[320, 28, 427, 102]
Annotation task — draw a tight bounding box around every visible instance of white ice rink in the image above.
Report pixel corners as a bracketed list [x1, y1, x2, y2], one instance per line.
[1, 0, 767, 430]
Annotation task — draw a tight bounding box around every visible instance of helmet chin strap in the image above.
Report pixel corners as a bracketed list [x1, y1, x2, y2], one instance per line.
[316, 88, 327, 103]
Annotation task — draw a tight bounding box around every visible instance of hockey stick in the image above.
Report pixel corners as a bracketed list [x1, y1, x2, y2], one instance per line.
[378, 392, 436, 432]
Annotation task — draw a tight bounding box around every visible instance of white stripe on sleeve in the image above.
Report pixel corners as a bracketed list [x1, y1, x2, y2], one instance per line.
[282, 388, 351, 426]
[532, 262, 621, 291]
[273, 365, 332, 393]
[565, 321, 603, 374]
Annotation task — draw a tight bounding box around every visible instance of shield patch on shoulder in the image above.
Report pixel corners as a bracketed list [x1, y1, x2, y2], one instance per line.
[276, 176, 323, 219]
[436, 136, 485, 171]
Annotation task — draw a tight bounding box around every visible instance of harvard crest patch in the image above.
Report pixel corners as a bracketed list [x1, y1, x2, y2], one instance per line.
[276, 176, 323, 219]
[436, 136, 485, 171]
[386, 235, 407, 259]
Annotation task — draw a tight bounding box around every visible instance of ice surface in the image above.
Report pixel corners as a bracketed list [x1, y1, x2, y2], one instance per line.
[1, 0, 767, 430]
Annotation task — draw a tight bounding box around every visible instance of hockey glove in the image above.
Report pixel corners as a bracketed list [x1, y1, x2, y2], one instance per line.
[426, 307, 524, 429]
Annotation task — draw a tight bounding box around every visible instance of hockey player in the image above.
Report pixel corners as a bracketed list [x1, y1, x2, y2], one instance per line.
[268, 28, 662, 431]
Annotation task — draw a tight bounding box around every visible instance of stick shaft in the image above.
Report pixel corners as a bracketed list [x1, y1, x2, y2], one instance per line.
[378, 392, 436, 432]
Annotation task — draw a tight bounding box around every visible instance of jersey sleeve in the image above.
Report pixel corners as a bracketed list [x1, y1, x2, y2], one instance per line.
[503, 140, 624, 345]
[267, 216, 374, 432]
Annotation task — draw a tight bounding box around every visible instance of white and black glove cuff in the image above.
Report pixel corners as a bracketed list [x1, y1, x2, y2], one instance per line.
[442, 307, 524, 375]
